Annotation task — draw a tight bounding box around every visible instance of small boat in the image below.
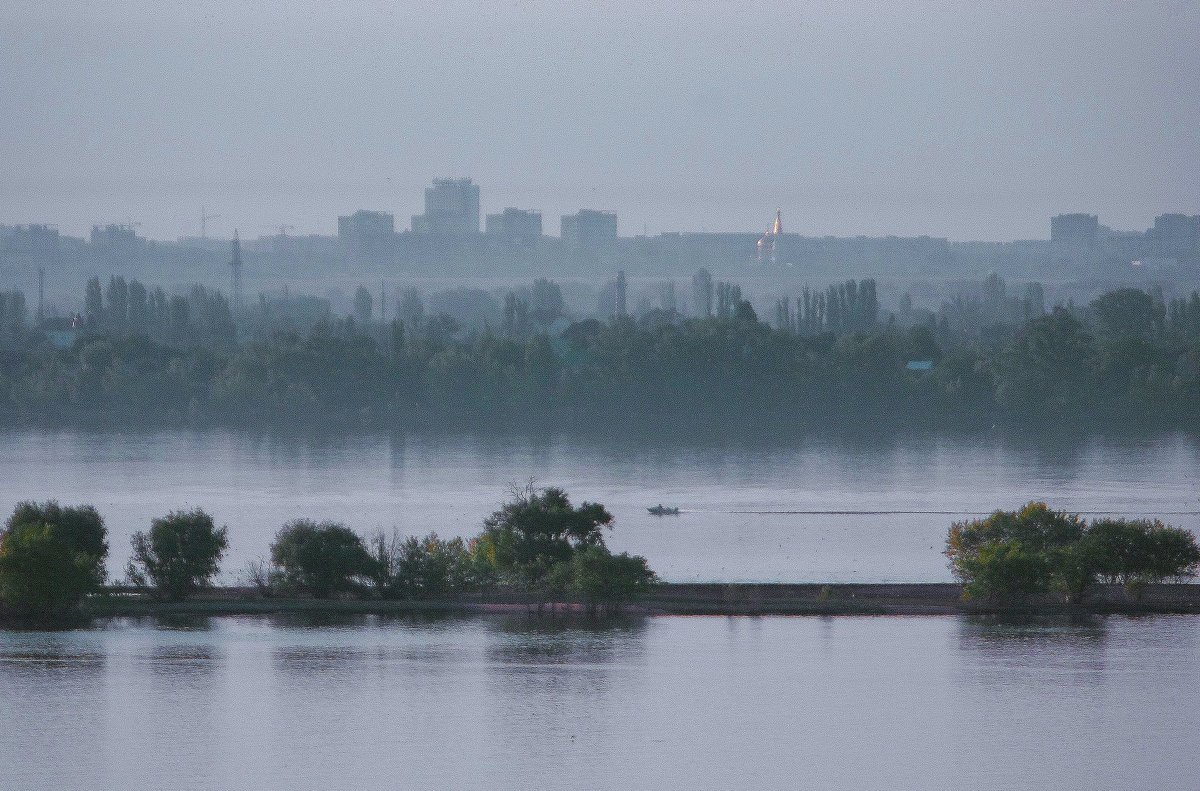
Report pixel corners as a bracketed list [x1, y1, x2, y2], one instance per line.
[648, 504, 681, 516]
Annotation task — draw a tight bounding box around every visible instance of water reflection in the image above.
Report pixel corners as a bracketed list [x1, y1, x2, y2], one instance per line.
[0, 647, 106, 672]
[487, 615, 647, 666]
[146, 614, 218, 632]
[0, 614, 1197, 790]
[960, 612, 1109, 641]
[955, 614, 1111, 687]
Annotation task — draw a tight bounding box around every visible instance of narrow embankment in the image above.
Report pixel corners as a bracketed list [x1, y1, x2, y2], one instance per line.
[76, 582, 1200, 618]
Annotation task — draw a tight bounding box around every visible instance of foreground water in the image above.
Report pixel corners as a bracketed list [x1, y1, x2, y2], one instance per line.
[0, 428, 1198, 582]
[1, 613, 1196, 791]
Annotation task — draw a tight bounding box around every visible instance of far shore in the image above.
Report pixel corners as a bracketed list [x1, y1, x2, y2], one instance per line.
[59, 582, 1200, 620]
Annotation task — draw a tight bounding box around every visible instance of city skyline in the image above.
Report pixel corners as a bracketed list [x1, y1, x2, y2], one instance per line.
[5, 176, 1195, 249]
[2, 1, 1198, 242]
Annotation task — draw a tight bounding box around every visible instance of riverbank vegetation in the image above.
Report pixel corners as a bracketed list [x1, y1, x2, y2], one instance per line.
[5, 495, 1198, 624]
[946, 502, 1200, 603]
[0, 486, 658, 622]
[0, 502, 108, 620]
[127, 508, 228, 601]
[2, 280, 1200, 430]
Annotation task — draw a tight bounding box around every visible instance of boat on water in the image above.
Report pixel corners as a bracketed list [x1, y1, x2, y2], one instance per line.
[648, 504, 681, 516]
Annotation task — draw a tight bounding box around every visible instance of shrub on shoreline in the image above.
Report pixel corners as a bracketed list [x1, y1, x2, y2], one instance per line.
[0, 501, 108, 617]
[127, 509, 228, 601]
[270, 520, 377, 598]
[371, 530, 478, 600]
[947, 503, 1200, 603]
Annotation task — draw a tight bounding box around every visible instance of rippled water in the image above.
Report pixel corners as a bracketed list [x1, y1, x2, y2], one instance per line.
[1, 613, 1197, 791]
[2, 429, 1200, 585]
[1, 428, 1199, 582]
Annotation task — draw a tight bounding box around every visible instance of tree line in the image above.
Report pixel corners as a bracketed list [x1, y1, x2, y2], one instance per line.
[2, 279, 1200, 429]
[0, 485, 657, 623]
[946, 502, 1200, 603]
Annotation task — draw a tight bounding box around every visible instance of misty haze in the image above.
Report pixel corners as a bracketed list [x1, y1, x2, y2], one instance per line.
[2, 3, 1200, 791]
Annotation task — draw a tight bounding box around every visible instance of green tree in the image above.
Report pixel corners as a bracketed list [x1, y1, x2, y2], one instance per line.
[994, 308, 1096, 418]
[270, 519, 375, 598]
[548, 545, 658, 615]
[375, 532, 473, 599]
[1090, 288, 1163, 341]
[127, 508, 229, 600]
[1082, 518, 1200, 586]
[353, 286, 373, 325]
[946, 502, 1087, 602]
[0, 501, 108, 617]
[479, 483, 614, 587]
[85, 276, 104, 324]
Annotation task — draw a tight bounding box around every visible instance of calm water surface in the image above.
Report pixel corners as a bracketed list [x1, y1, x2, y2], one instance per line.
[1, 613, 1197, 791]
[0, 429, 1198, 582]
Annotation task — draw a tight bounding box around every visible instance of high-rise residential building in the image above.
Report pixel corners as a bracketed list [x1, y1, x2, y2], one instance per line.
[561, 209, 617, 248]
[90, 224, 142, 249]
[485, 208, 542, 241]
[412, 178, 480, 235]
[1, 224, 60, 257]
[1150, 213, 1200, 257]
[338, 210, 394, 241]
[338, 210, 395, 259]
[1050, 213, 1099, 248]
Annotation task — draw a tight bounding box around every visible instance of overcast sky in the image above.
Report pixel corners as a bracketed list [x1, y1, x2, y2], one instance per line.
[1, 0, 1197, 241]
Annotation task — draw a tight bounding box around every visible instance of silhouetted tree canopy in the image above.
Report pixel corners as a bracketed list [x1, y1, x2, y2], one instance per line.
[3, 282, 1200, 431]
[0, 501, 108, 616]
[127, 508, 228, 601]
[270, 520, 376, 598]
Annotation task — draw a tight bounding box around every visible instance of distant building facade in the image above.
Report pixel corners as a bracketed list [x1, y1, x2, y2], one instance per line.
[338, 210, 394, 241]
[412, 178, 480, 235]
[1050, 213, 1099, 248]
[1149, 213, 1200, 257]
[0, 224, 62, 276]
[561, 210, 617, 249]
[89, 224, 143, 250]
[338, 210, 395, 260]
[485, 208, 542, 241]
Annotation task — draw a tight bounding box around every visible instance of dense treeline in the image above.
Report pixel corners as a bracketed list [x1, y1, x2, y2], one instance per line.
[1, 279, 1200, 429]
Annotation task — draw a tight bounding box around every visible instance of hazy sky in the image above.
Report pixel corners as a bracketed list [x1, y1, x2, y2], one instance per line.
[1, 0, 1197, 241]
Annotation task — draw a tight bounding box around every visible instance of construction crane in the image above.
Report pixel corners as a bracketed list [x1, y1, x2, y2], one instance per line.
[201, 206, 220, 239]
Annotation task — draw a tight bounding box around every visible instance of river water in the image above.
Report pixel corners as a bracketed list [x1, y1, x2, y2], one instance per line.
[1, 613, 1197, 790]
[0, 428, 1197, 582]
[2, 429, 1199, 789]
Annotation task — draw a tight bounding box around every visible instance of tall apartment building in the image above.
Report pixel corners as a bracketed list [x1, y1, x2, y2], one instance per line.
[1150, 213, 1200, 257]
[338, 210, 394, 241]
[412, 178, 480, 235]
[338, 210, 395, 260]
[485, 208, 542, 241]
[561, 209, 617, 248]
[1050, 213, 1099, 248]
